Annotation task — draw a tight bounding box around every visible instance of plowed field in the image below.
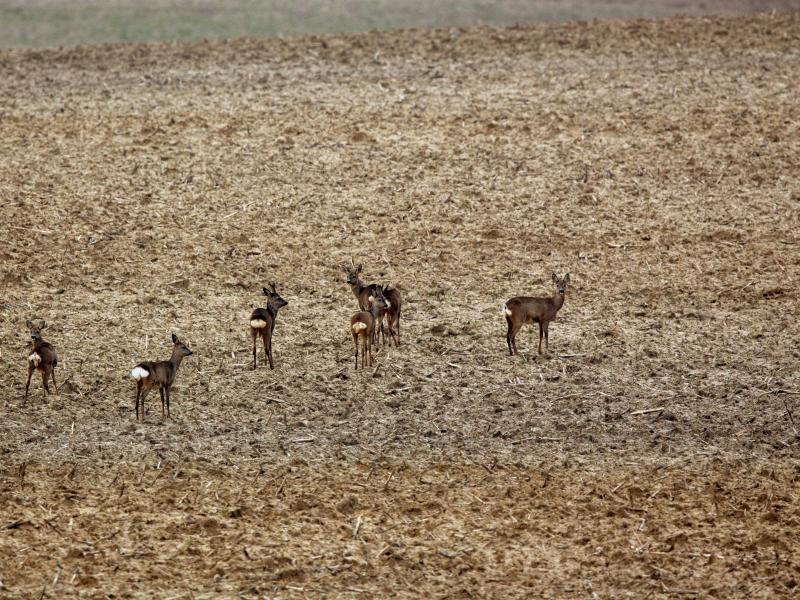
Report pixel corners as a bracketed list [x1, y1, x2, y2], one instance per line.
[1, 13, 799, 598]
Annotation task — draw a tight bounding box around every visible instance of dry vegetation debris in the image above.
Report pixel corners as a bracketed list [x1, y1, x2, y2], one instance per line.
[0, 12, 799, 598]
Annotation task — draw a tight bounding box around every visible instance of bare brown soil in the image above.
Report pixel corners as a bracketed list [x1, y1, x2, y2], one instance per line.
[1, 13, 799, 598]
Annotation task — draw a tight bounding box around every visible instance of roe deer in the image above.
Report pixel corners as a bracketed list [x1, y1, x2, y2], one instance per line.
[249, 282, 288, 369]
[343, 261, 379, 310]
[350, 286, 389, 369]
[130, 333, 193, 421]
[504, 273, 570, 355]
[342, 261, 402, 347]
[382, 284, 403, 347]
[25, 319, 58, 397]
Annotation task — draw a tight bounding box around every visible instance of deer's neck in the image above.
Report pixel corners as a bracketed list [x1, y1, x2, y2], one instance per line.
[552, 291, 565, 311]
[169, 348, 186, 370]
[351, 278, 367, 297]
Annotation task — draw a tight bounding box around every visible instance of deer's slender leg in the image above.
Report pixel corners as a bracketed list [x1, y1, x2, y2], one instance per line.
[506, 316, 515, 355]
[165, 386, 171, 418]
[268, 328, 274, 370]
[353, 332, 359, 369]
[139, 388, 150, 421]
[361, 333, 367, 369]
[41, 370, 50, 394]
[510, 321, 524, 355]
[136, 383, 146, 421]
[543, 322, 550, 352]
[252, 333, 258, 369]
[538, 322, 544, 354]
[159, 387, 166, 417]
[25, 365, 34, 397]
[265, 332, 273, 370]
[362, 334, 368, 369]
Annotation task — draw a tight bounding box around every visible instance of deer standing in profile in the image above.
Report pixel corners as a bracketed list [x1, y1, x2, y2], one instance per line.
[130, 333, 193, 421]
[504, 273, 570, 356]
[249, 283, 288, 370]
[342, 261, 403, 347]
[350, 286, 389, 369]
[25, 319, 58, 398]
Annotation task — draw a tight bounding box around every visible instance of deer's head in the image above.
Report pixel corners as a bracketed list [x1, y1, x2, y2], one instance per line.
[342, 261, 363, 286]
[552, 273, 571, 296]
[263, 283, 288, 312]
[172, 333, 193, 356]
[26, 319, 47, 341]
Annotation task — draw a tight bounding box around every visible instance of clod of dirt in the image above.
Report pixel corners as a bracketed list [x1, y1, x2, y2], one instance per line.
[657, 410, 677, 421]
[762, 287, 788, 299]
[350, 131, 374, 143]
[336, 495, 360, 514]
[430, 324, 457, 336]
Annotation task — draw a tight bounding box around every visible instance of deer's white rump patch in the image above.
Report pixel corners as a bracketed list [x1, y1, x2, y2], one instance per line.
[28, 352, 41, 367]
[131, 366, 149, 380]
[352, 323, 368, 332]
[503, 303, 512, 316]
[250, 319, 268, 329]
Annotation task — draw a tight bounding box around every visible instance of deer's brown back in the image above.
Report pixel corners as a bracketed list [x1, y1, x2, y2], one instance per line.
[506, 296, 559, 322]
[135, 360, 176, 387]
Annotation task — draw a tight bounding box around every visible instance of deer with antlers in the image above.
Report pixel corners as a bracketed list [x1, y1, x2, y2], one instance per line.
[342, 260, 403, 347]
[249, 282, 289, 370]
[25, 319, 58, 398]
[130, 333, 193, 421]
[504, 273, 570, 355]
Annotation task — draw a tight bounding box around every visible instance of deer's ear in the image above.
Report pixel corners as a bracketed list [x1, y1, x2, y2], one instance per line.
[172, 333, 178, 343]
[40, 320, 47, 329]
[263, 287, 270, 296]
[26, 319, 33, 328]
[564, 273, 570, 282]
[552, 272, 558, 282]
[357, 264, 363, 273]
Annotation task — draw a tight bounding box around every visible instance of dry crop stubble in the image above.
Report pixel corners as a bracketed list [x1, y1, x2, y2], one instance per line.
[0, 13, 799, 598]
